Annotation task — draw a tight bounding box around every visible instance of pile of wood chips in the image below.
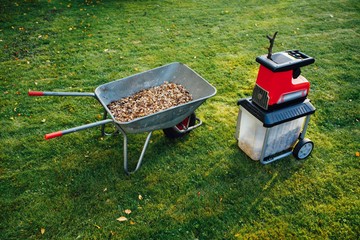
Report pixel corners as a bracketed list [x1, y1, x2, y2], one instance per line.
[107, 81, 193, 122]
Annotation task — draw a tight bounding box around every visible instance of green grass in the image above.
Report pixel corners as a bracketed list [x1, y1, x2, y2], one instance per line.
[1, 0, 359, 239]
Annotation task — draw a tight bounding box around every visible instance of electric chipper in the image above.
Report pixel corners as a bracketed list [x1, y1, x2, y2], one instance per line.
[235, 32, 316, 164]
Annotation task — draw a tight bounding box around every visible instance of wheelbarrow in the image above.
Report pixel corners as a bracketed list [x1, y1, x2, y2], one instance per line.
[29, 62, 217, 174]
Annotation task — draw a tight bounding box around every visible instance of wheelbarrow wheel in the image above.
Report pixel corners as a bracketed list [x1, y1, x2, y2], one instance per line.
[293, 138, 314, 160]
[163, 113, 196, 139]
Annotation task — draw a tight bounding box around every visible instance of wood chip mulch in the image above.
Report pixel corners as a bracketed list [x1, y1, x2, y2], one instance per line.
[107, 81, 193, 122]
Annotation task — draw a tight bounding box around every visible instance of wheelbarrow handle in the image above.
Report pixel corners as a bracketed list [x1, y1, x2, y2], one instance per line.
[45, 119, 113, 140]
[28, 91, 95, 97]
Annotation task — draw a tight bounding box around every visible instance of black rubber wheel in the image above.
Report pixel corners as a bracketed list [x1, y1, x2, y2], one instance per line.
[163, 113, 196, 139]
[293, 138, 314, 160]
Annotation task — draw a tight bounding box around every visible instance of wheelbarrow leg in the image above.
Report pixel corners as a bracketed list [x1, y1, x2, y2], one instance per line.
[118, 128, 153, 175]
[101, 110, 108, 136]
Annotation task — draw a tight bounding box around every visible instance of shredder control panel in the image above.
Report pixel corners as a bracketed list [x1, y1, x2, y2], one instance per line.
[256, 50, 315, 72]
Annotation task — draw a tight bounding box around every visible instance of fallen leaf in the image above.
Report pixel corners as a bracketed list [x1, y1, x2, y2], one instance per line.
[41, 119, 46, 123]
[138, 195, 143, 200]
[40, 228, 45, 235]
[94, 224, 101, 229]
[116, 216, 128, 222]
[130, 220, 136, 225]
[356, 152, 360, 157]
[124, 209, 131, 215]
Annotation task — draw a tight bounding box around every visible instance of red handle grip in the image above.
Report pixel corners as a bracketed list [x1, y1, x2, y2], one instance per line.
[45, 131, 63, 140]
[28, 91, 44, 96]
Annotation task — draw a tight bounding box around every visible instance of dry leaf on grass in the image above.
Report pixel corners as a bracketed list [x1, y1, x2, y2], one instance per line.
[40, 228, 45, 235]
[124, 209, 132, 215]
[116, 216, 128, 222]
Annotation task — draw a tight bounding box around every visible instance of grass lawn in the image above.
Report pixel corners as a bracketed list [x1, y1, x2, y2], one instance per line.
[1, 0, 359, 239]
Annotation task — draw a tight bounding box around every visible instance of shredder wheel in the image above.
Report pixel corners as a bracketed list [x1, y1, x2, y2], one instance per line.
[293, 138, 314, 160]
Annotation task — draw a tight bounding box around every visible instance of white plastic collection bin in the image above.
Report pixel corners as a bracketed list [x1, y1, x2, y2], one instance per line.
[236, 107, 304, 160]
[235, 98, 315, 164]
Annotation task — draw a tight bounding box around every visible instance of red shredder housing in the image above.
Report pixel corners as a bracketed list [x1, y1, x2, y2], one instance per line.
[255, 65, 310, 107]
[252, 50, 314, 110]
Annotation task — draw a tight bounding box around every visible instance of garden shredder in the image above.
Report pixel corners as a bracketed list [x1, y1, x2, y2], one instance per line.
[235, 32, 316, 164]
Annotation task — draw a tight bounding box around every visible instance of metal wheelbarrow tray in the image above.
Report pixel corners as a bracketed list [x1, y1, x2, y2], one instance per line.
[29, 62, 217, 174]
